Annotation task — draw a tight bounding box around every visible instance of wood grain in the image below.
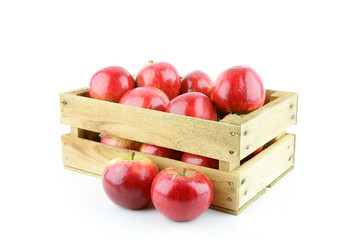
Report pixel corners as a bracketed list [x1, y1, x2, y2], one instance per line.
[219, 90, 297, 160]
[61, 134, 240, 211]
[210, 188, 267, 215]
[219, 161, 241, 172]
[267, 132, 286, 146]
[238, 92, 297, 159]
[234, 134, 295, 208]
[60, 91, 241, 163]
[59, 87, 298, 215]
[267, 165, 294, 188]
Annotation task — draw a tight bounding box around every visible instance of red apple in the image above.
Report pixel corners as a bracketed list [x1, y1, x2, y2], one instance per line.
[139, 143, 182, 160]
[102, 152, 159, 209]
[135, 62, 181, 100]
[119, 86, 169, 111]
[89, 66, 135, 102]
[180, 70, 213, 97]
[210, 66, 265, 113]
[151, 167, 213, 221]
[166, 92, 217, 121]
[101, 134, 141, 151]
[181, 153, 218, 169]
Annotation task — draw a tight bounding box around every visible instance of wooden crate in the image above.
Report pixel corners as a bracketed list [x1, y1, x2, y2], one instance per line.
[60, 87, 298, 215]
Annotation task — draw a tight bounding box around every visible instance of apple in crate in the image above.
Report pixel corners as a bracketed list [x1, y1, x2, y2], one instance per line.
[119, 86, 169, 112]
[102, 152, 159, 209]
[166, 92, 217, 121]
[151, 167, 213, 221]
[210, 66, 265, 113]
[135, 61, 181, 100]
[180, 70, 213, 97]
[139, 143, 182, 160]
[101, 135, 141, 151]
[181, 153, 218, 169]
[89, 66, 135, 103]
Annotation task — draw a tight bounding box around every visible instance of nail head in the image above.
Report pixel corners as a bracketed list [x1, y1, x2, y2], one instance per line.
[229, 150, 234, 154]
[229, 182, 233, 186]
[227, 197, 232, 202]
[241, 179, 246, 185]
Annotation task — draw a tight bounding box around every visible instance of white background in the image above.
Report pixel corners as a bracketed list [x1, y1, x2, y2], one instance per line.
[1, 0, 359, 239]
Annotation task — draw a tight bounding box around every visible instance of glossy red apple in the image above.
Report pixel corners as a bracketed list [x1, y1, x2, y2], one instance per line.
[101, 135, 141, 151]
[151, 167, 213, 221]
[210, 66, 265, 113]
[139, 143, 182, 160]
[166, 92, 217, 121]
[135, 62, 181, 100]
[119, 86, 169, 111]
[181, 153, 218, 169]
[89, 66, 135, 102]
[102, 152, 159, 209]
[180, 70, 213, 97]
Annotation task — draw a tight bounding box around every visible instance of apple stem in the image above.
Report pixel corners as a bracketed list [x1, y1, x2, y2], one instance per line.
[130, 152, 135, 160]
[183, 168, 186, 177]
[187, 89, 194, 93]
[148, 60, 154, 64]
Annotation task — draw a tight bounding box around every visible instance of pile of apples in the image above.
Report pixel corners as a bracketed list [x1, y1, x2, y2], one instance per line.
[88, 61, 266, 221]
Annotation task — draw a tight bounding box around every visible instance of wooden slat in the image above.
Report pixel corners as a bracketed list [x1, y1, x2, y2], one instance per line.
[220, 90, 297, 160]
[64, 165, 102, 178]
[267, 132, 286, 146]
[60, 92, 241, 162]
[234, 134, 295, 209]
[219, 161, 240, 172]
[236, 188, 267, 215]
[267, 165, 294, 188]
[291, 133, 297, 164]
[238, 92, 297, 159]
[265, 89, 278, 103]
[61, 134, 240, 211]
[210, 188, 266, 215]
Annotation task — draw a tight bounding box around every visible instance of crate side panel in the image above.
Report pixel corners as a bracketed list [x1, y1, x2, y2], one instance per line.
[239, 93, 297, 159]
[60, 93, 240, 162]
[61, 134, 240, 211]
[234, 134, 295, 208]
